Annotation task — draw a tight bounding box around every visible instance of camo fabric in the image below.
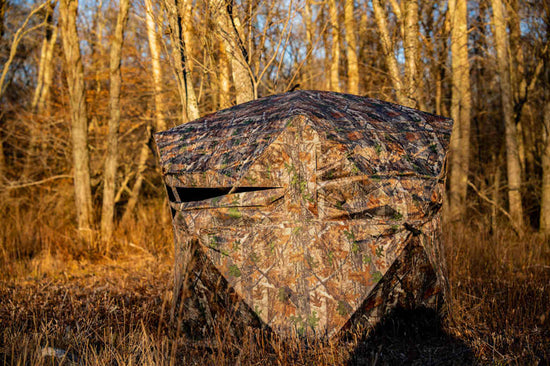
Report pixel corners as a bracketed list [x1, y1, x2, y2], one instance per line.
[156, 90, 452, 338]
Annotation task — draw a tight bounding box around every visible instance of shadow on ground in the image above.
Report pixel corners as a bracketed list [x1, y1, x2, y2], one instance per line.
[347, 307, 476, 366]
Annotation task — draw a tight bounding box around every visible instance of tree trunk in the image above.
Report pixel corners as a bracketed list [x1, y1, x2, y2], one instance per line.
[37, 25, 58, 114]
[508, 0, 525, 106]
[144, 0, 166, 131]
[388, 0, 403, 38]
[301, 0, 314, 90]
[218, 39, 231, 108]
[92, 0, 105, 94]
[448, 0, 472, 220]
[32, 0, 56, 113]
[541, 99, 550, 235]
[491, 0, 524, 228]
[164, 0, 200, 122]
[344, 0, 358, 94]
[403, 0, 419, 107]
[0, 0, 6, 39]
[100, 0, 130, 242]
[328, 0, 340, 92]
[121, 126, 151, 223]
[25, 0, 57, 179]
[212, 0, 254, 104]
[59, 0, 93, 233]
[358, 3, 369, 94]
[180, 0, 200, 119]
[372, 0, 406, 106]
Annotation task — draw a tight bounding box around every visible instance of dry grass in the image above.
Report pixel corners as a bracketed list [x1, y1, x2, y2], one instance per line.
[0, 192, 549, 365]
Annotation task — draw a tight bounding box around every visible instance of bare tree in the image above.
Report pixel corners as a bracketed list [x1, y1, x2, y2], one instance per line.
[180, 0, 200, 119]
[23, 0, 58, 179]
[448, 0, 472, 220]
[164, 0, 200, 121]
[507, 0, 545, 181]
[92, 0, 106, 94]
[344, 0, 358, 94]
[0, 1, 49, 99]
[491, 0, 524, 228]
[59, 0, 93, 233]
[121, 125, 151, 223]
[144, 0, 166, 131]
[212, 0, 254, 104]
[31, 0, 57, 114]
[372, 0, 407, 106]
[403, 0, 420, 107]
[100, 0, 130, 242]
[302, 0, 314, 89]
[122, 0, 164, 222]
[218, 38, 231, 108]
[328, 0, 340, 92]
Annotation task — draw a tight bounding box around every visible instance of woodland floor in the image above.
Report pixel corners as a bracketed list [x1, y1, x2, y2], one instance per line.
[0, 222, 549, 365]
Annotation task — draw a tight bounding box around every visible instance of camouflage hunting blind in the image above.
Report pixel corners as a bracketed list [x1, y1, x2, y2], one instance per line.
[155, 90, 453, 338]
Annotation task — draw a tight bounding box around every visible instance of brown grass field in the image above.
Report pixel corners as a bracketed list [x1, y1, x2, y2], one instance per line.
[1, 190, 549, 365]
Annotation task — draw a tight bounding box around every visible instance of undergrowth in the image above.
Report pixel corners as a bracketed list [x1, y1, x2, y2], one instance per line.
[0, 188, 548, 365]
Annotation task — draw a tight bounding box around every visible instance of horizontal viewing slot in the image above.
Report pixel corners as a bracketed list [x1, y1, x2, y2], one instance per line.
[167, 186, 280, 203]
[327, 205, 400, 220]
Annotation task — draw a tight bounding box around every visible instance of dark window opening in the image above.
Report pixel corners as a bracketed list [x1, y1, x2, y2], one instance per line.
[329, 205, 400, 220]
[167, 186, 280, 203]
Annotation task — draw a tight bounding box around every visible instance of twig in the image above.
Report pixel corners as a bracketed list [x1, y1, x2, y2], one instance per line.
[4, 175, 73, 190]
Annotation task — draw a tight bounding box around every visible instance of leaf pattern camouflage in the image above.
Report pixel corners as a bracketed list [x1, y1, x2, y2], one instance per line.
[155, 90, 453, 338]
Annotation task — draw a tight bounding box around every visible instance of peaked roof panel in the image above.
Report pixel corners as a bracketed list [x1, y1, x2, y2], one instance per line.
[155, 90, 452, 180]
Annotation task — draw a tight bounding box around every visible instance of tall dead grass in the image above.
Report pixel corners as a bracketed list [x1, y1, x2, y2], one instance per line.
[444, 218, 550, 363]
[0, 189, 548, 364]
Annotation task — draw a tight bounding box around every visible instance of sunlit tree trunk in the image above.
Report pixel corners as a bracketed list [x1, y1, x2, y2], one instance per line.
[212, 0, 254, 104]
[541, 100, 550, 235]
[181, 0, 199, 119]
[218, 39, 231, 108]
[100, 0, 130, 242]
[491, 0, 524, 228]
[303, 0, 313, 89]
[144, 0, 166, 131]
[92, 0, 105, 94]
[358, 3, 369, 94]
[59, 0, 93, 233]
[388, 0, 403, 38]
[32, 0, 56, 113]
[403, 0, 419, 107]
[37, 26, 57, 114]
[164, 0, 200, 121]
[372, 0, 406, 106]
[344, 0, 358, 94]
[321, 6, 330, 90]
[328, 0, 340, 92]
[448, 0, 472, 220]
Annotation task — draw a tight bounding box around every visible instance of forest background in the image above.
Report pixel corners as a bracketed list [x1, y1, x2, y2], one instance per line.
[0, 0, 549, 364]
